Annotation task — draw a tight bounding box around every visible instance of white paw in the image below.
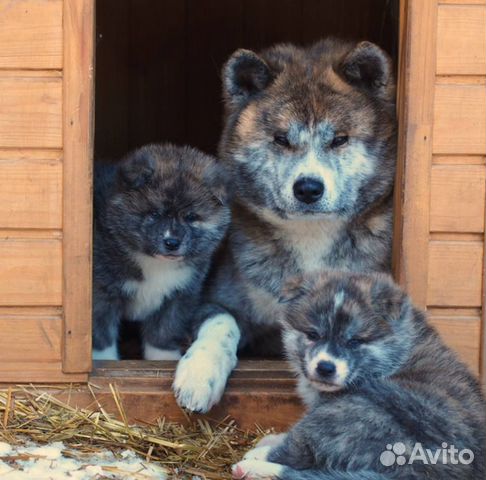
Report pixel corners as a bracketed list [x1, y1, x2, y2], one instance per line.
[243, 446, 272, 461]
[256, 433, 287, 449]
[173, 354, 227, 412]
[173, 314, 239, 413]
[232, 460, 283, 479]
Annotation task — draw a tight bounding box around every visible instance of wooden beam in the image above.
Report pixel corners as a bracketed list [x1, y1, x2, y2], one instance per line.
[59, 360, 304, 430]
[62, 0, 95, 373]
[393, 0, 438, 308]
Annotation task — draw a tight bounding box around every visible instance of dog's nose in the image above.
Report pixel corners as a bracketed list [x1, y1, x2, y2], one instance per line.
[316, 360, 336, 378]
[293, 178, 324, 204]
[163, 237, 181, 251]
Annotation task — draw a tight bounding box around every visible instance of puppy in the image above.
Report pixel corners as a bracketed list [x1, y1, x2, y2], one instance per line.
[92, 144, 231, 360]
[174, 38, 397, 412]
[233, 272, 486, 479]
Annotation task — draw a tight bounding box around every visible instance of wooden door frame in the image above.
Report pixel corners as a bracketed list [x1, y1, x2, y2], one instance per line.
[392, 0, 438, 308]
[62, 0, 95, 375]
[56, 0, 484, 426]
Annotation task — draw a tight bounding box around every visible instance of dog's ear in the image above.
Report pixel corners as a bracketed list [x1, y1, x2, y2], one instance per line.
[370, 275, 409, 323]
[119, 149, 155, 189]
[202, 160, 232, 206]
[223, 49, 273, 106]
[340, 41, 394, 100]
[279, 276, 308, 304]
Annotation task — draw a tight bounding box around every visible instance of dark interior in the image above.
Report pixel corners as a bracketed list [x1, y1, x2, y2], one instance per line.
[94, 0, 399, 358]
[95, 0, 399, 160]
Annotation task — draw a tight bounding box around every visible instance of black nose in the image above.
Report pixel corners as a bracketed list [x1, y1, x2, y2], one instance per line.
[293, 178, 324, 204]
[316, 360, 336, 378]
[163, 237, 180, 251]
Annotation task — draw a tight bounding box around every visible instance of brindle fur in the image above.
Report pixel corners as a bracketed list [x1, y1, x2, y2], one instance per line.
[234, 272, 486, 479]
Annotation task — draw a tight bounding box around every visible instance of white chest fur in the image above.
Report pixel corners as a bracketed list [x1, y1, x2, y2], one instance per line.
[280, 216, 345, 273]
[122, 253, 193, 320]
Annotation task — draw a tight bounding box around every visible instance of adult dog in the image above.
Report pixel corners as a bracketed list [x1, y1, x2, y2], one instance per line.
[174, 38, 397, 413]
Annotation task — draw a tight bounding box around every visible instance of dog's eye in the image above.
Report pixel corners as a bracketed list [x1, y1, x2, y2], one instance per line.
[149, 211, 161, 221]
[347, 337, 367, 349]
[184, 212, 200, 223]
[273, 133, 291, 148]
[305, 330, 320, 341]
[330, 135, 349, 148]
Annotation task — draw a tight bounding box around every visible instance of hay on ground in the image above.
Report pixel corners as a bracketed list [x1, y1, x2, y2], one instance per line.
[0, 385, 268, 479]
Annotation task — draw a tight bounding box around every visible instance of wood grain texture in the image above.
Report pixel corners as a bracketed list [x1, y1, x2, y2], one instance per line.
[0, 76, 62, 148]
[0, 151, 62, 229]
[429, 315, 481, 373]
[427, 241, 484, 307]
[483, 193, 486, 384]
[430, 164, 486, 232]
[64, 360, 303, 430]
[433, 155, 486, 165]
[433, 84, 486, 154]
[0, 0, 62, 69]
[393, 0, 438, 308]
[0, 363, 87, 383]
[62, 0, 95, 373]
[0, 239, 62, 306]
[0, 316, 62, 363]
[437, 4, 486, 75]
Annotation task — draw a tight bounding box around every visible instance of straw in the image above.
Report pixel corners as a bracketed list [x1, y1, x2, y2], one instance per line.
[0, 385, 267, 479]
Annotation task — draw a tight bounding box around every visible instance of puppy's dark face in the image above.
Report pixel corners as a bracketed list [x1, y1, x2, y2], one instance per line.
[221, 39, 396, 220]
[281, 272, 410, 392]
[106, 144, 231, 261]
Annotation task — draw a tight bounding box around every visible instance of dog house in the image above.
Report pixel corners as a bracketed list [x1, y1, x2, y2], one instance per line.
[0, 0, 484, 428]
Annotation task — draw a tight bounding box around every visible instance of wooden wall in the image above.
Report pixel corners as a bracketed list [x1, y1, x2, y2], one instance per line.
[0, 0, 92, 382]
[0, 0, 484, 384]
[395, 0, 486, 377]
[95, 0, 398, 159]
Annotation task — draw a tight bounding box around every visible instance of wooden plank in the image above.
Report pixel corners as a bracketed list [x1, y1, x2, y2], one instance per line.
[439, 0, 486, 6]
[437, 4, 486, 75]
[393, 0, 438, 307]
[430, 165, 486, 232]
[427, 241, 484, 306]
[429, 315, 481, 373]
[68, 360, 301, 430]
[0, 316, 62, 363]
[483, 201, 486, 384]
[433, 84, 486, 155]
[0, 151, 62, 229]
[430, 233, 484, 241]
[436, 75, 486, 85]
[0, 239, 62, 306]
[0, 363, 87, 383]
[0, 0, 62, 69]
[0, 306, 62, 316]
[433, 155, 486, 165]
[0, 76, 62, 148]
[0, 229, 62, 240]
[62, 0, 95, 374]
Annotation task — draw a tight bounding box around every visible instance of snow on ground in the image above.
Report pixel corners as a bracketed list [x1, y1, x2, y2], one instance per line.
[0, 441, 167, 479]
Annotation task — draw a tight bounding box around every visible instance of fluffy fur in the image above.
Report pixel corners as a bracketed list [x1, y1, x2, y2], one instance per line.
[92, 144, 231, 359]
[233, 272, 486, 479]
[174, 38, 397, 412]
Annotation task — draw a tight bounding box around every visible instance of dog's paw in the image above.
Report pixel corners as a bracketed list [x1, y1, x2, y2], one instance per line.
[173, 347, 234, 413]
[256, 433, 287, 449]
[243, 446, 272, 461]
[232, 460, 283, 479]
[173, 313, 239, 413]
